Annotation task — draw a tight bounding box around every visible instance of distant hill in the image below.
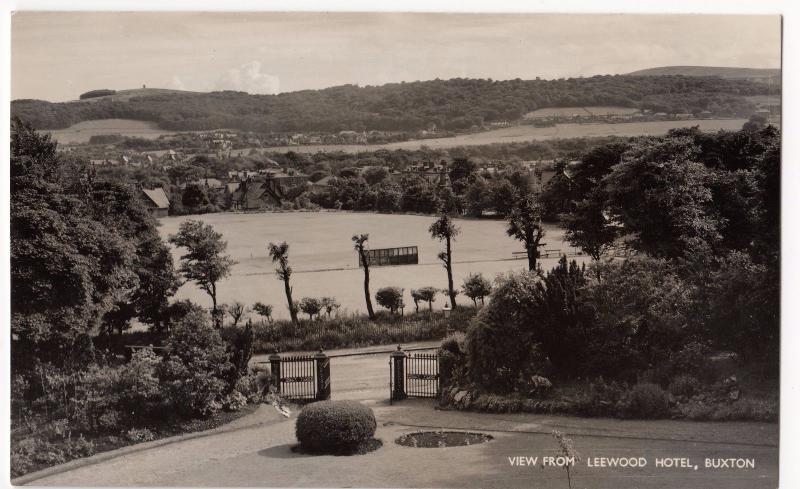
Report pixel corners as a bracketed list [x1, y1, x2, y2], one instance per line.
[628, 66, 780, 82]
[12, 75, 779, 133]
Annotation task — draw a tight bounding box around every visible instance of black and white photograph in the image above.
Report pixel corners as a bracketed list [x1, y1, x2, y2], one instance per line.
[3, 3, 794, 488]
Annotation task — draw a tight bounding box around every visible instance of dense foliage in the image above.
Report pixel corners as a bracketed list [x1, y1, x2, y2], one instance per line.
[10, 121, 260, 477]
[13, 75, 775, 131]
[11, 118, 180, 365]
[547, 123, 780, 263]
[459, 125, 780, 398]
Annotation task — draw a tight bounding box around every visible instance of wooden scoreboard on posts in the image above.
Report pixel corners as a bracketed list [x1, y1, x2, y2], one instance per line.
[359, 246, 419, 267]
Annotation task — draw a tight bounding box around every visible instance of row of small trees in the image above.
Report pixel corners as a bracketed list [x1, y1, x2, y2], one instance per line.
[372, 275, 494, 316]
[224, 276, 492, 324]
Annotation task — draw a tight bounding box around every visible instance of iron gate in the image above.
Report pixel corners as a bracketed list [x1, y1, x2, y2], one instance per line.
[269, 350, 331, 402]
[390, 346, 440, 402]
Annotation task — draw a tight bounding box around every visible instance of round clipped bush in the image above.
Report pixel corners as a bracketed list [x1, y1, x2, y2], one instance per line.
[295, 400, 377, 453]
[623, 383, 670, 419]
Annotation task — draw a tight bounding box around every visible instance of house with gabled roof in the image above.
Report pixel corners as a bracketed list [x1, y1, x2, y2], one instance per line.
[141, 187, 170, 218]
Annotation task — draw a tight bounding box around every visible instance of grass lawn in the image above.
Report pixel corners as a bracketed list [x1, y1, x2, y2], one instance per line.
[158, 211, 588, 320]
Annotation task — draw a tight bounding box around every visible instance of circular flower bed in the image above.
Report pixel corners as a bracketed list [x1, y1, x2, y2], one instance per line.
[295, 400, 379, 455]
[395, 431, 493, 448]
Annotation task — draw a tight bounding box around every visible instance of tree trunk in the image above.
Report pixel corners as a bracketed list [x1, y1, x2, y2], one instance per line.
[211, 282, 221, 328]
[526, 228, 537, 272]
[284, 277, 298, 325]
[363, 258, 375, 320]
[527, 244, 536, 272]
[445, 236, 457, 309]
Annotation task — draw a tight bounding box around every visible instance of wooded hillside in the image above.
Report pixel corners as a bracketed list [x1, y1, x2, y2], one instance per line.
[12, 75, 778, 132]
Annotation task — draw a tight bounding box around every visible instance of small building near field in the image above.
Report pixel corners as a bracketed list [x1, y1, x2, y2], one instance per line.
[141, 187, 170, 218]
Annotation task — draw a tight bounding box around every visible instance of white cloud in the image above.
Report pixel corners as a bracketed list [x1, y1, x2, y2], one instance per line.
[215, 61, 280, 94]
[170, 75, 186, 90]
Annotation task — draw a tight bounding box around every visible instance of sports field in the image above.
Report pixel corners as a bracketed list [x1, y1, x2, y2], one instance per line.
[158, 211, 586, 319]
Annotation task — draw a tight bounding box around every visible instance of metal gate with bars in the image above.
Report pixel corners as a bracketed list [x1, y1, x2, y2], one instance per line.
[269, 350, 331, 402]
[390, 346, 440, 402]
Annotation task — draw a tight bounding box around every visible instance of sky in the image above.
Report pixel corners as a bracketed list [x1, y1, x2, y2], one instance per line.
[11, 12, 782, 102]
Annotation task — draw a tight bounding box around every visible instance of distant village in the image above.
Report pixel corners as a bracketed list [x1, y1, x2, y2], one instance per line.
[129, 154, 563, 219]
[50, 96, 780, 220]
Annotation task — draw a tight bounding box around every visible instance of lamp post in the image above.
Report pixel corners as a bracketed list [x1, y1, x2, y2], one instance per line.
[443, 301, 452, 336]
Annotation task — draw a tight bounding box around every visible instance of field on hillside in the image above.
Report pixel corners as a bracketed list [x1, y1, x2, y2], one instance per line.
[158, 211, 587, 319]
[262, 118, 747, 154]
[47, 117, 747, 148]
[523, 105, 639, 119]
[47, 119, 183, 144]
[745, 95, 781, 105]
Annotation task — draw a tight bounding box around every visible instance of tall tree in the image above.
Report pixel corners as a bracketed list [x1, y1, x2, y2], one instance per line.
[449, 157, 476, 194]
[561, 189, 619, 261]
[429, 212, 460, 309]
[352, 234, 376, 320]
[268, 241, 299, 325]
[85, 180, 180, 333]
[169, 220, 235, 327]
[11, 118, 138, 364]
[506, 194, 547, 271]
[602, 136, 722, 259]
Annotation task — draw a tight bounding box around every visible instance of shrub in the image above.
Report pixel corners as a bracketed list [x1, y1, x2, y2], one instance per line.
[461, 273, 493, 306]
[708, 398, 777, 422]
[440, 331, 467, 356]
[375, 287, 405, 315]
[295, 400, 377, 453]
[439, 332, 469, 388]
[116, 347, 162, 418]
[582, 258, 698, 376]
[70, 364, 122, 432]
[252, 302, 273, 322]
[221, 321, 255, 379]
[411, 287, 438, 313]
[126, 427, 156, 442]
[669, 341, 711, 375]
[298, 297, 323, 320]
[157, 309, 233, 417]
[669, 374, 701, 398]
[11, 439, 36, 477]
[221, 391, 248, 412]
[706, 251, 779, 362]
[320, 297, 340, 318]
[235, 368, 266, 403]
[64, 435, 95, 459]
[621, 383, 670, 419]
[520, 375, 553, 398]
[465, 270, 543, 393]
[98, 409, 122, 431]
[576, 378, 628, 417]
